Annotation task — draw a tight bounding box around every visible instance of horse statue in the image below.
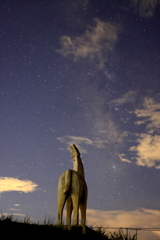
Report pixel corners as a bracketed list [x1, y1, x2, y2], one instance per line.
[57, 144, 88, 229]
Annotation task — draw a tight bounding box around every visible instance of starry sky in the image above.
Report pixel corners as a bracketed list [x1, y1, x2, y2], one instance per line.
[0, 0, 160, 239]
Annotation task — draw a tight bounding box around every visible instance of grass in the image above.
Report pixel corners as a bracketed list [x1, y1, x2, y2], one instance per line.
[0, 213, 136, 240]
[43, 215, 55, 225]
[91, 226, 107, 237]
[90, 226, 136, 240]
[106, 229, 136, 240]
[0, 212, 15, 222]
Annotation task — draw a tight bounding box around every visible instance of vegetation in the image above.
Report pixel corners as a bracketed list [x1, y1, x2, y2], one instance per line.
[92, 226, 136, 240]
[0, 213, 136, 240]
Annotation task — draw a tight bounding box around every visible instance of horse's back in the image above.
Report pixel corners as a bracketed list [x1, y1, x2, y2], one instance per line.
[58, 170, 86, 198]
[58, 171, 65, 191]
[71, 171, 87, 200]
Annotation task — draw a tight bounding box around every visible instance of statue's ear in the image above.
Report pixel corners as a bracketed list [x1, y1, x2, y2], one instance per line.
[70, 144, 80, 158]
[73, 144, 80, 155]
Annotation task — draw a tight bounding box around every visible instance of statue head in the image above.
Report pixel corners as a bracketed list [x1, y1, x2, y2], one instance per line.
[70, 144, 80, 160]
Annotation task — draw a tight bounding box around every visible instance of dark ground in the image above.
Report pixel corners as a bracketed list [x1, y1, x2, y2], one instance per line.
[0, 221, 108, 240]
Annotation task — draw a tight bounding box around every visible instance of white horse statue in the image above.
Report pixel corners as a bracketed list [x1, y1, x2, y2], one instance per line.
[57, 144, 88, 229]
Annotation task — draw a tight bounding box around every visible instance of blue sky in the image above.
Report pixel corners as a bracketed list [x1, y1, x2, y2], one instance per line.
[0, 1, 160, 239]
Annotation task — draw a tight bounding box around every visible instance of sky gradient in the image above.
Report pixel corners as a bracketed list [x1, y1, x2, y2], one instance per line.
[0, 0, 160, 239]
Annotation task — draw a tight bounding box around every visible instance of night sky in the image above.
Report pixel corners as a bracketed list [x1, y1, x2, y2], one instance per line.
[0, 0, 160, 239]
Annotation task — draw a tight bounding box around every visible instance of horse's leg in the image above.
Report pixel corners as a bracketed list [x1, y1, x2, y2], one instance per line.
[66, 196, 73, 229]
[57, 189, 66, 225]
[80, 201, 86, 227]
[71, 194, 79, 225]
[79, 199, 87, 234]
[80, 185, 87, 233]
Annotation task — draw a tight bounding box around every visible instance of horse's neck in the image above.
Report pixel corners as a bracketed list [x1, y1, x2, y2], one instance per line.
[73, 156, 85, 179]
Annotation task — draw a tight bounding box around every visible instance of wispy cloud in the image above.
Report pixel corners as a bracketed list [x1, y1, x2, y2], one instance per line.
[130, 133, 160, 168]
[2, 213, 26, 217]
[87, 208, 160, 240]
[111, 90, 138, 106]
[130, 0, 160, 18]
[57, 18, 119, 68]
[0, 177, 38, 193]
[118, 154, 131, 163]
[134, 97, 160, 133]
[99, 120, 125, 144]
[9, 208, 21, 211]
[57, 135, 108, 153]
[122, 96, 160, 168]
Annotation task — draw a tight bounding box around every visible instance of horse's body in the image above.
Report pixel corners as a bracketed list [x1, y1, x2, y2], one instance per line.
[57, 145, 88, 228]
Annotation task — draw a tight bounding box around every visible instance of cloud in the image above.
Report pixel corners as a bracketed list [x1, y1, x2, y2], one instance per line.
[112, 95, 160, 168]
[86, 208, 160, 240]
[57, 135, 108, 153]
[57, 18, 119, 68]
[118, 154, 131, 163]
[9, 208, 21, 211]
[135, 120, 146, 125]
[130, 0, 160, 18]
[111, 91, 137, 106]
[0, 177, 38, 193]
[99, 121, 125, 144]
[130, 134, 160, 168]
[134, 97, 160, 133]
[120, 96, 160, 169]
[49, 127, 54, 132]
[2, 213, 26, 217]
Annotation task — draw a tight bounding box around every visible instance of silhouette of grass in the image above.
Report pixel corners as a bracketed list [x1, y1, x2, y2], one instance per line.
[0, 213, 135, 240]
[23, 215, 31, 224]
[91, 226, 107, 237]
[107, 229, 136, 240]
[43, 216, 55, 225]
[90, 226, 136, 240]
[107, 230, 136, 240]
[0, 212, 15, 222]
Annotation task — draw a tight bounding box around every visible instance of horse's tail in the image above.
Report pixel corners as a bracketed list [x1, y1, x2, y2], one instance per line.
[63, 169, 72, 194]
